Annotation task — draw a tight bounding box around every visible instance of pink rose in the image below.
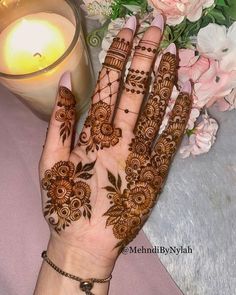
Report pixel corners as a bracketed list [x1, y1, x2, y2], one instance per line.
[149, 0, 214, 25]
[180, 113, 218, 158]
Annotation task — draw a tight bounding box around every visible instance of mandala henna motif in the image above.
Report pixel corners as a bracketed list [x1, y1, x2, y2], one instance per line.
[79, 37, 131, 153]
[103, 51, 192, 250]
[42, 160, 96, 233]
[55, 86, 76, 144]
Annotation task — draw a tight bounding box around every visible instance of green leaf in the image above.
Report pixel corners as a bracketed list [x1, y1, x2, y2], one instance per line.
[216, 0, 229, 7]
[209, 8, 226, 23]
[122, 4, 141, 13]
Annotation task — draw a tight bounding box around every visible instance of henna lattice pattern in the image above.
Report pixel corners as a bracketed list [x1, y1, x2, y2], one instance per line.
[78, 37, 131, 153]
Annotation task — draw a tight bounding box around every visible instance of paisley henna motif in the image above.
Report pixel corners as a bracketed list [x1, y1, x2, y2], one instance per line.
[55, 86, 76, 144]
[79, 37, 131, 153]
[103, 51, 192, 251]
[42, 160, 96, 233]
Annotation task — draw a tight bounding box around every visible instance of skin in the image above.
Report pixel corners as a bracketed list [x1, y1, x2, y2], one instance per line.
[34, 19, 192, 295]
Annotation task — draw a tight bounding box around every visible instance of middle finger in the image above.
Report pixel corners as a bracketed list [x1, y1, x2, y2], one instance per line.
[114, 14, 164, 132]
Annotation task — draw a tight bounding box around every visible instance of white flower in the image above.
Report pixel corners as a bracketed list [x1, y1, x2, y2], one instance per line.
[197, 22, 236, 71]
[81, 0, 113, 24]
[180, 113, 219, 158]
[218, 88, 236, 111]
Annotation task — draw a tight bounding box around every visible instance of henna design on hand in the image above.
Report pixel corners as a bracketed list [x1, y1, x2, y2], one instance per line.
[124, 69, 149, 95]
[42, 160, 95, 233]
[134, 52, 177, 148]
[134, 40, 159, 60]
[103, 37, 130, 72]
[55, 87, 76, 144]
[78, 37, 131, 153]
[103, 52, 192, 251]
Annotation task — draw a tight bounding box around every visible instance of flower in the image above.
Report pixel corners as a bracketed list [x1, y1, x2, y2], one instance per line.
[178, 48, 236, 109]
[81, 0, 113, 24]
[218, 88, 236, 111]
[197, 22, 236, 72]
[148, 0, 214, 26]
[194, 60, 236, 108]
[180, 113, 219, 158]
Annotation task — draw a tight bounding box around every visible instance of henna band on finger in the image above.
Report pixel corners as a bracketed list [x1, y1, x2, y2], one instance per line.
[103, 37, 131, 72]
[124, 69, 149, 95]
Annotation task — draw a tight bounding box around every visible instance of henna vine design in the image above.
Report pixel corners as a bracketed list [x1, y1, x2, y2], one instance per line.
[78, 37, 131, 153]
[55, 87, 76, 144]
[42, 160, 95, 233]
[103, 53, 192, 251]
[124, 69, 149, 95]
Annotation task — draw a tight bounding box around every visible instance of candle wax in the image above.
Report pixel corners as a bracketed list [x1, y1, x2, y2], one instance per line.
[0, 13, 75, 75]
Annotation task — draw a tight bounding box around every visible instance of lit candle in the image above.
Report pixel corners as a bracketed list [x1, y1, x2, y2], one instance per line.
[0, 12, 93, 120]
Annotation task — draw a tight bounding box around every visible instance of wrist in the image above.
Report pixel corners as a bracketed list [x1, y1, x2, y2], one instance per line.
[47, 234, 116, 280]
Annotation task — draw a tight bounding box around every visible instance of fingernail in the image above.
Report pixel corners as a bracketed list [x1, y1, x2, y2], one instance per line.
[59, 71, 71, 90]
[164, 43, 176, 55]
[124, 16, 137, 35]
[151, 13, 164, 32]
[182, 80, 192, 94]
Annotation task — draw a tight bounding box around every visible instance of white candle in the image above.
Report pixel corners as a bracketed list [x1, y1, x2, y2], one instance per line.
[0, 12, 93, 120]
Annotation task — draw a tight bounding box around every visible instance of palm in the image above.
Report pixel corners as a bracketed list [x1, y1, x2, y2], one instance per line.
[39, 23, 192, 263]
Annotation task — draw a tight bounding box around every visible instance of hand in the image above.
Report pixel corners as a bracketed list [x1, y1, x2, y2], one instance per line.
[39, 14, 192, 281]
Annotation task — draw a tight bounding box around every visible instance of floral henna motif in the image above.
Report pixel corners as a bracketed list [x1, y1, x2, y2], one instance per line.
[79, 100, 122, 153]
[103, 90, 192, 251]
[78, 37, 131, 153]
[134, 52, 177, 148]
[55, 86, 76, 144]
[42, 160, 95, 233]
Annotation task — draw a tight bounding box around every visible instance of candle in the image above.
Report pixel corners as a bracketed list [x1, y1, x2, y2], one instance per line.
[0, 11, 94, 120]
[1, 14, 72, 75]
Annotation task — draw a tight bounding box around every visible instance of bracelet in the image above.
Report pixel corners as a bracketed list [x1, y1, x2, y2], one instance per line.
[41, 251, 112, 295]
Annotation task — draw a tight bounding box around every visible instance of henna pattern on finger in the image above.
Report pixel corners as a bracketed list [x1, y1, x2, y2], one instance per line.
[55, 87, 76, 144]
[134, 52, 177, 148]
[103, 93, 192, 251]
[78, 37, 131, 153]
[103, 37, 130, 72]
[134, 40, 159, 60]
[124, 69, 149, 95]
[151, 92, 192, 176]
[42, 160, 96, 233]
